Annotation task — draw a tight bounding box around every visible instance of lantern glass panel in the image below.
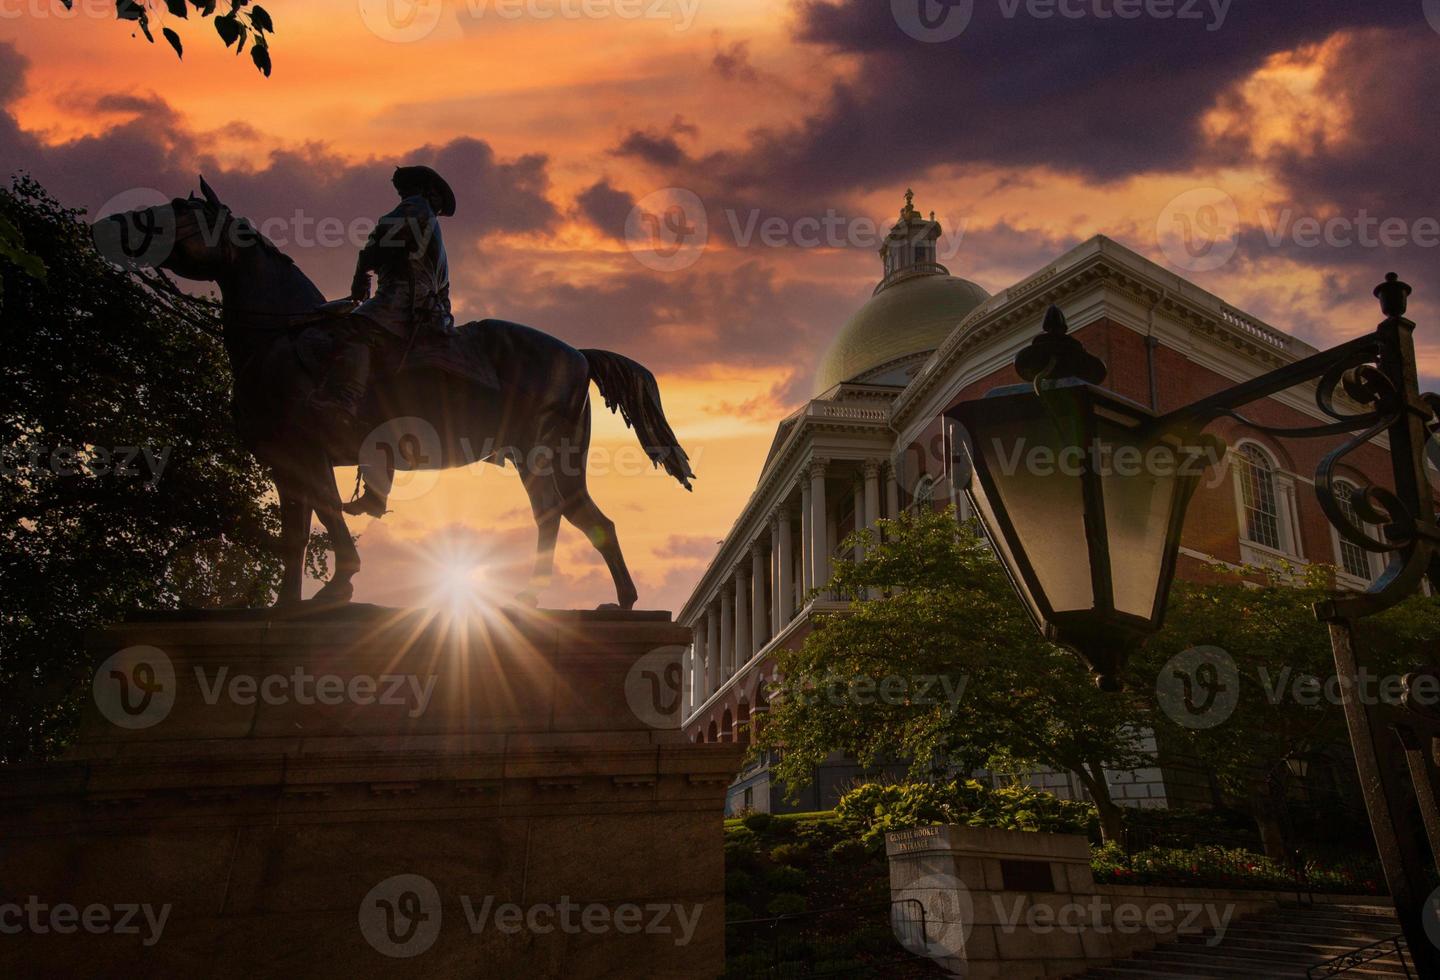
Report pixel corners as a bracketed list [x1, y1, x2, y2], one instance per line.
[977, 412, 1093, 613]
[1096, 418, 1182, 620]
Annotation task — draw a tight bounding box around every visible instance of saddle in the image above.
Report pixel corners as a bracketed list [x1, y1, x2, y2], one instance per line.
[295, 318, 500, 395]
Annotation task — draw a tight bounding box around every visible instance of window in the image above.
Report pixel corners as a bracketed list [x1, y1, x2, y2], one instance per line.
[1333, 482, 1374, 580]
[1236, 444, 1281, 550]
[911, 475, 935, 512]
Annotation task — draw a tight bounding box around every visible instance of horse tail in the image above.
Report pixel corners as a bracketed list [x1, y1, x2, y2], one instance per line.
[581, 349, 695, 490]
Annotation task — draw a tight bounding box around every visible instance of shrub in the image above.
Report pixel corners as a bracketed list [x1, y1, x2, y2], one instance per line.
[766, 893, 808, 917]
[1091, 842, 1385, 895]
[765, 865, 807, 892]
[769, 843, 813, 867]
[726, 901, 756, 923]
[724, 839, 762, 871]
[836, 779, 1096, 847]
[742, 812, 774, 833]
[828, 839, 867, 863]
[725, 870, 753, 898]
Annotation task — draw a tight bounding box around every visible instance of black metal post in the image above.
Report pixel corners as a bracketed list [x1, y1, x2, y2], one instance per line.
[1327, 618, 1438, 976]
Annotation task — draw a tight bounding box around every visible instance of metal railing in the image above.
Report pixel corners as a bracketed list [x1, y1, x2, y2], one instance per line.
[1305, 934, 1410, 979]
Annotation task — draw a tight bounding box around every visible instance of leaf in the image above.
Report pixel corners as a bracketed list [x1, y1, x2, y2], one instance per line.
[250, 43, 271, 78]
[189, 0, 217, 13]
[115, 0, 144, 20]
[213, 14, 241, 47]
[235, 26, 247, 55]
[162, 27, 183, 58]
[164, 0, 187, 17]
[250, 5, 273, 32]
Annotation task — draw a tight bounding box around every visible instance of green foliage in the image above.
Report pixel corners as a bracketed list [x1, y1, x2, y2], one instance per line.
[740, 811, 773, 833]
[724, 870, 753, 898]
[1091, 840, 1384, 895]
[835, 779, 1097, 847]
[759, 507, 1150, 839]
[0, 177, 323, 761]
[764, 865, 807, 892]
[73, 0, 276, 75]
[764, 893, 807, 917]
[1135, 562, 1440, 846]
[768, 842, 813, 868]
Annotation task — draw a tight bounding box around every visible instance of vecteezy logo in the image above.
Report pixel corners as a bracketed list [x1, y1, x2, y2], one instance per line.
[1426, 0, 1440, 37]
[892, 0, 973, 43]
[624, 645, 687, 729]
[91, 188, 178, 269]
[93, 645, 176, 730]
[1156, 645, 1240, 729]
[624, 188, 708, 272]
[359, 874, 442, 958]
[358, 0, 445, 42]
[893, 872, 973, 965]
[356, 416, 443, 503]
[1156, 187, 1240, 273]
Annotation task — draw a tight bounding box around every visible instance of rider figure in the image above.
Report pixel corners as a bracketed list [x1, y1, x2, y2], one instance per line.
[311, 164, 456, 425]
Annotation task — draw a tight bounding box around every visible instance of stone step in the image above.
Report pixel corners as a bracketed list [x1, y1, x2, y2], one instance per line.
[1068, 903, 1410, 980]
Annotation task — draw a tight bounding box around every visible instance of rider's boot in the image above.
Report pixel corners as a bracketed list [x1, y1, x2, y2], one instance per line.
[343, 488, 388, 518]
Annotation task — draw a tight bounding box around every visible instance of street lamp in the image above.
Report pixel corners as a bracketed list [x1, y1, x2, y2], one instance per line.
[948, 306, 1221, 690]
[946, 275, 1440, 973]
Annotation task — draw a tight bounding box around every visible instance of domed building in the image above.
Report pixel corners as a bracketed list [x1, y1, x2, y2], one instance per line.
[677, 194, 1368, 817]
[812, 190, 990, 397]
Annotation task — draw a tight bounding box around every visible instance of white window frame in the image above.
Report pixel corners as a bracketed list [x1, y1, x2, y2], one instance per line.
[1329, 480, 1385, 587]
[1231, 441, 1303, 566]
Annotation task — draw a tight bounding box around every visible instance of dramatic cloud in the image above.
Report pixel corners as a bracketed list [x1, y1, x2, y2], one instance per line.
[574, 178, 635, 238]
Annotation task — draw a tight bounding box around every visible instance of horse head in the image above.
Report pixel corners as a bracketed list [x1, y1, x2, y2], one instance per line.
[91, 175, 266, 283]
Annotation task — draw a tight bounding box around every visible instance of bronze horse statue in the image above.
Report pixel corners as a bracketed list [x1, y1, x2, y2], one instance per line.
[98, 178, 694, 609]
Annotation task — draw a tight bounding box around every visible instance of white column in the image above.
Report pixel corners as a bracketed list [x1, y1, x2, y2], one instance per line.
[800, 480, 813, 595]
[886, 462, 900, 524]
[852, 480, 865, 561]
[809, 456, 829, 594]
[769, 518, 781, 637]
[734, 564, 751, 666]
[864, 459, 882, 530]
[720, 586, 734, 680]
[705, 605, 719, 698]
[776, 506, 794, 624]
[751, 542, 767, 654]
[685, 635, 696, 712]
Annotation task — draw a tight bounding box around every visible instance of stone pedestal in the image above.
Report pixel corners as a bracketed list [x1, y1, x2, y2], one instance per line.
[0, 606, 741, 979]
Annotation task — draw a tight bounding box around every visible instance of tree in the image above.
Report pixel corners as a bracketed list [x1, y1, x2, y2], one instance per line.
[0, 176, 321, 761]
[756, 507, 1153, 843]
[1135, 562, 1440, 859]
[87, 1, 277, 76]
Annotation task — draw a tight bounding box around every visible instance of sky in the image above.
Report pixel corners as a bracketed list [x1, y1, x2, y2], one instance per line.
[3, 0, 1440, 612]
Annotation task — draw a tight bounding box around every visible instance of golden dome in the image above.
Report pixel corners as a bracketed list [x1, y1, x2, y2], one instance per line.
[812, 190, 990, 397]
[813, 270, 990, 397]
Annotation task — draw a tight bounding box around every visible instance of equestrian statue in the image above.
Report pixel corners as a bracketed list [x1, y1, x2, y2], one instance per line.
[97, 168, 695, 609]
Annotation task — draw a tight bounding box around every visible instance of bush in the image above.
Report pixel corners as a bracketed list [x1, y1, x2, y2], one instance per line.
[1091, 841, 1385, 895]
[766, 893, 808, 917]
[765, 865, 807, 892]
[769, 843, 813, 867]
[836, 779, 1097, 847]
[726, 901, 756, 923]
[725, 870, 753, 898]
[724, 839, 762, 871]
[742, 812, 774, 833]
[828, 839, 867, 863]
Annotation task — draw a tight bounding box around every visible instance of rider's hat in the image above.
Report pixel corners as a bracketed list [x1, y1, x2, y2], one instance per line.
[391, 165, 456, 217]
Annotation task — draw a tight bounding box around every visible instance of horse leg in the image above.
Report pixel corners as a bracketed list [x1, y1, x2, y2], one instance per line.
[515, 456, 562, 607]
[309, 452, 360, 604]
[275, 480, 311, 607]
[554, 404, 639, 610]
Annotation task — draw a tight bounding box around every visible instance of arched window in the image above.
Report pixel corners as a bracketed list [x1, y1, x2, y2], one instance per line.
[1236, 444, 1282, 550]
[911, 475, 935, 513]
[1333, 482, 1374, 580]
